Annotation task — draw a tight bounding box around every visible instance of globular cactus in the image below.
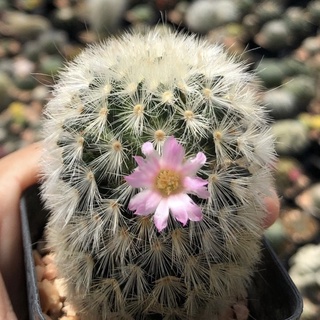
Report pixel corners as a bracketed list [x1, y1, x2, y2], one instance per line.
[41, 29, 276, 319]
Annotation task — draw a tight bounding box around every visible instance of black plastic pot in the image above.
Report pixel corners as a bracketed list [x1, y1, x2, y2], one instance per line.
[21, 185, 303, 320]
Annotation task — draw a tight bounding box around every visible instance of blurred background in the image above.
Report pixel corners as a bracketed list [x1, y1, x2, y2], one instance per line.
[1, 0, 320, 318]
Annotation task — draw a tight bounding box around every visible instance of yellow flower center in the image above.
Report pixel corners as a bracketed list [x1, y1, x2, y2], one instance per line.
[155, 169, 182, 196]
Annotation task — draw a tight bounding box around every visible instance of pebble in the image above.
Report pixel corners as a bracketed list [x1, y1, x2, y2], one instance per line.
[264, 219, 289, 253]
[87, 0, 128, 37]
[43, 262, 58, 281]
[0, 71, 13, 111]
[282, 75, 316, 109]
[33, 249, 45, 267]
[274, 156, 310, 200]
[37, 30, 68, 55]
[12, 56, 35, 78]
[15, 0, 44, 11]
[255, 58, 285, 88]
[281, 208, 319, 244]
[54, 278, 68, 301]
[296, 183, 320, 219]
[271, 119, 310, 156]
[233, 301, 250, 320]
[125, 3, 156, 25]
[263, 88, 297, 119]
[254, 19, 291, 51]
[34, 250, 80, 319]
[0, 11, 50, 40]
[31, 85, 49, 102]
[39, 54, 64, 76]
[289, 244, 320, 320]
[42, 253, 55, 265]
[253, 0, 283, 24]
[185, 0, 240, 33]
[38, 278, 61, 315]
[35, 265, 45, 282]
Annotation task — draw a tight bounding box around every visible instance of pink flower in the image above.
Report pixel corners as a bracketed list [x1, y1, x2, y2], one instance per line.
[125, 136, 209, 231]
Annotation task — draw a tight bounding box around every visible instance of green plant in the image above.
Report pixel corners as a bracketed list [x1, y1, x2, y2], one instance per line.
[41, 29, 276, 319]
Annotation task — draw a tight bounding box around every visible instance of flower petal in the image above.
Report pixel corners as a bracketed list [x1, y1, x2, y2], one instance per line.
[125, 169, 153, 188]
[126, 153, 161, 188]
[140, 143, 161, 171]
[133, 155, 145, 166]
[142, 141, 154, 155]
[161, 136, 185, 169]
[181, 152, 206, 176]
[153, 198, 170, 232]
[167, 195, 188, 225]
[183, 176, 209, 199]
[186, 201, 203, 222]
[169, 194, 203, 224]
[128, 189, 162, 215]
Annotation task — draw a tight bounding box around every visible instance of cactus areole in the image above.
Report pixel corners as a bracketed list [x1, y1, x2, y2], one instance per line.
[41, 29, 276, 319]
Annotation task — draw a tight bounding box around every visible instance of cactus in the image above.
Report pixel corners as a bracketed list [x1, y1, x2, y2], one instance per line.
[41, 29, 276, 319]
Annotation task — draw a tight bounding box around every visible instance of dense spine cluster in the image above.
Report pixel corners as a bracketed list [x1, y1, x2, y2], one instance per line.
[41, 29, 276, 319]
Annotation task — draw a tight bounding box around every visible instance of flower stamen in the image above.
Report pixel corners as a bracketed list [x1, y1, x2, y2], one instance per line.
[155, 169, 182, 196]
